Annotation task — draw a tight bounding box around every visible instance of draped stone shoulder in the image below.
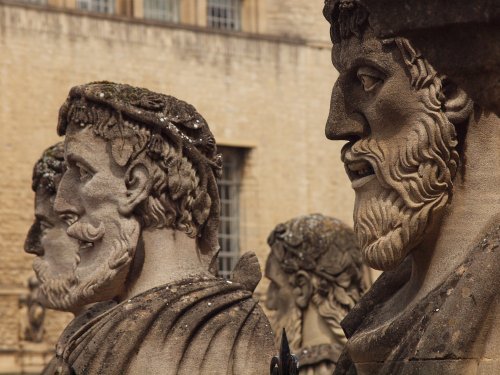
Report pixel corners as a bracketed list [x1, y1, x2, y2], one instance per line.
[44, 276, 275, 375]
[334, 221, 500, 375]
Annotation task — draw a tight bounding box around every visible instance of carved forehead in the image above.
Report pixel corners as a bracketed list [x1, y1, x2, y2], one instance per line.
[332, 31, 395, 73]
[65, 123, 108, 164]
[34, 189, 54, 216]
[265, 254, 288, 286]
[34, 188, 62, 228]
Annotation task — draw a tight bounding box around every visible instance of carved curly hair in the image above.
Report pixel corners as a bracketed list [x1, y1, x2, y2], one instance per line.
[31, 142, 65, 194]
[57, 82, 222, 260]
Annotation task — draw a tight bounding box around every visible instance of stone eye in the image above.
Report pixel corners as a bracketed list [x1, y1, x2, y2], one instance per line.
[357, 67, 383, 92]
[76, 162, 92, 181]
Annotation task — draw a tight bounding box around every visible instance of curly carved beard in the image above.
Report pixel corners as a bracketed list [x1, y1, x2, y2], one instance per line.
[346, 107, 458, 271]
[35, 218, 139, 311]
[33, 252, 80, 309]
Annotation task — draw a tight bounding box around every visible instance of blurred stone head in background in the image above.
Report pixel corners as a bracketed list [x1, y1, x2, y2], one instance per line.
[265, 214, 365, 372]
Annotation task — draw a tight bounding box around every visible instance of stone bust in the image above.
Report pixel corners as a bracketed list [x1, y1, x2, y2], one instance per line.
[34, 82, 274, 375]
[323, 1, 500, 374]
[25, 142, 116, 370]
[24, 142, 82, 312]
[265, 214, 365, 375]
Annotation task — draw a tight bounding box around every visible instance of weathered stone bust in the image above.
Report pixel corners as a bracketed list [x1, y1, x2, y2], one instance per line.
[25, 142, 117, 368]
[265, 214, 365, 375]
[23, 144, 70, 344]
[323, 1, 500, 374]
[25, 142, 82, 312]
[37, 82, 274, 375]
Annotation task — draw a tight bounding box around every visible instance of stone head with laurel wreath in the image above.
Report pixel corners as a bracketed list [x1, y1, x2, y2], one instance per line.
[265, 214, 365, 352]
[50, 82, 222, 312]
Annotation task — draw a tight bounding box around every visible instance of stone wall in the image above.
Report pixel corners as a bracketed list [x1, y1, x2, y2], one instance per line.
[265, 0, 331, 43]
[0, 2, 353, 372]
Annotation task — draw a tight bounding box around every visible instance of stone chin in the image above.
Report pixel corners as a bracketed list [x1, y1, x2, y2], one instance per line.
[70, 216, 140, 308]
[351, 176, 411, 271]
[348, 153, 451, 272]
[32, 255, 80, 311]
[341, 146, 408, 271]
[36, 217, 140, 312]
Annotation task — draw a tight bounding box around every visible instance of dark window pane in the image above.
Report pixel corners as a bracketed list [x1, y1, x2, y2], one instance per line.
[207, 0, 241, 31]
[216, 147, 244, 278]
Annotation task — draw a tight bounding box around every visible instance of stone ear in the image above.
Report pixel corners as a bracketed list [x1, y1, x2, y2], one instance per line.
[294, 271, 312, 309]
[442, 77, 473, 124]
[118, 162, 152, 216]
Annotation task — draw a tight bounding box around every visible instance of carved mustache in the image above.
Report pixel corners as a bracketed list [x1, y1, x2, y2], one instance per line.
[67, 221, 105, 243]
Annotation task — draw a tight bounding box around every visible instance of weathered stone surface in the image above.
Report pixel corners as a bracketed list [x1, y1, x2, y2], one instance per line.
[24, 142, 83, 314]
[359, 0, 500, 116]
[27, 82, 275, 374]
[43, 277, 271, 375]
[323, 1, 500, 374]
[265, 214, 366, 374]
[1, 7, 364, 366]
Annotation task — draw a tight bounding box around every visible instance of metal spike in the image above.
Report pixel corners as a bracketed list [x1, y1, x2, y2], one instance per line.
[270, 329, 299, 375]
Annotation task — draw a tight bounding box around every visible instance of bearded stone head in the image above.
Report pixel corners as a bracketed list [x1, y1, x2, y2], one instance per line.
[265, 214, 365, 352]
[50, 82, 221, 312]
[25, 142, 82, 312]
[323, 0, 474, 271]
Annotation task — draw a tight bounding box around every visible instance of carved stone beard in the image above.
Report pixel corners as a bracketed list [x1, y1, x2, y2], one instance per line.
[36, 218, 140, 311]
[269, 304, 303, 352]
[33, 251, 80, 308]
[347, 107, 458, 270]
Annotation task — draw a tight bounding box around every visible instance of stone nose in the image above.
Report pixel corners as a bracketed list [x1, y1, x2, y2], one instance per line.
[24, 221, 44, 256]
[53, 172, 83, 222]
[325, 80, 368, 141]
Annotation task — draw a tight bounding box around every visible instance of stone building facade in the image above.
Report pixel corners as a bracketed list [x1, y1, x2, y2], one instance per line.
[0, 0, 359, 372]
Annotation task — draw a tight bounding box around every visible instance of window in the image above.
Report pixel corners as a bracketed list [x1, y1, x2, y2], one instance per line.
[21, 0, 47, 5]
[207, 0, 241, 31]
[217, 147, 244, 278]
[144, 0, 180, 22]
[76, 0, 114, 13]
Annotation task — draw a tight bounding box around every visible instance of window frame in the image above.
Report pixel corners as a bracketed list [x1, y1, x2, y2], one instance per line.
[76, 0, 115, 14]
[216, 147, 245, 278]
[143, 0, 180, 22]
[207, 0, 242, 31]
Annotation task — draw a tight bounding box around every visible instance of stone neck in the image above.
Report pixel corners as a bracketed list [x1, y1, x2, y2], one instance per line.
[120, 227, 209, 302]
[409, 110, 500, 302]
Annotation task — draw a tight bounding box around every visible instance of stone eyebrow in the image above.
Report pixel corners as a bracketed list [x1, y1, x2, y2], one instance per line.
[348, 56, 389, 75]
[65, 153, 96, 173]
